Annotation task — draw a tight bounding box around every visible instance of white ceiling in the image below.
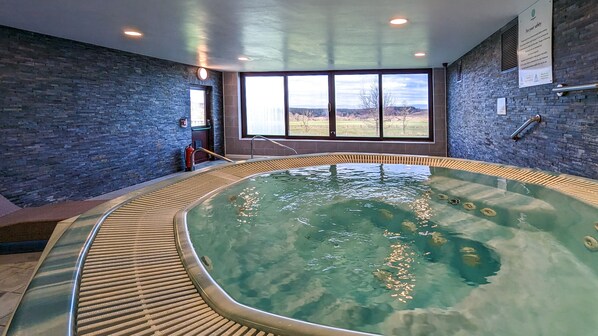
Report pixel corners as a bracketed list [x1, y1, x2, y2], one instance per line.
[0, 0, 536, 72]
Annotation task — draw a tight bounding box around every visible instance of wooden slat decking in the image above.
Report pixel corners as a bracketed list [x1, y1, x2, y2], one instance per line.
[76, 154, 598, 335]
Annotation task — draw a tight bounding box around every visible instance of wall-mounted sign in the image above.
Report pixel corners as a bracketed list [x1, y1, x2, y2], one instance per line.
[497, 97, 507, 115]
[179, 118, 188, 128]
[518, 0, 553, 88]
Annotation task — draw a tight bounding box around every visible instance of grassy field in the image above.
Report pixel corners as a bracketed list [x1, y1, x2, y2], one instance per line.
[289, 115, 429, 138]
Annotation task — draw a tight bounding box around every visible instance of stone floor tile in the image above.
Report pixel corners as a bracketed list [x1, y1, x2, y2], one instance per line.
[0, 265, 14, 276]
[13, 282, 30, 294]
[0, 268, 16, 282]
[0, 268, 34, 293]
[0, 252, 42, 266]
[13, 260, 39, 270]
[0, 292, 21, 321]
[0, 313, 9, 326]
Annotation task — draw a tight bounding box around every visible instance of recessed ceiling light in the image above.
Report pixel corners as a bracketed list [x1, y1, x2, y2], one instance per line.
[238, 56, 251, 61]
[414, 52, 426, 57]
[390, 18, 408, 25]
[124, 30, 143, 37]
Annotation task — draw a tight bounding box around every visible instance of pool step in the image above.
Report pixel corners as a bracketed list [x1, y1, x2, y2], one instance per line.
[389, 189, 542, 239]
[422, 174, 560, 232]
[429, 202, 517, 241]
[425, 175, 555, 214]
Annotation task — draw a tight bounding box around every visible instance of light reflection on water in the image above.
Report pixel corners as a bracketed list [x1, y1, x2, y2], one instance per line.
[379, 236, 416, 303]
[231, 186, 260, 223]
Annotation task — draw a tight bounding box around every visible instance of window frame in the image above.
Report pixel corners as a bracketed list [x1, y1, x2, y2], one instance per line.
[240, 69, 434, 142]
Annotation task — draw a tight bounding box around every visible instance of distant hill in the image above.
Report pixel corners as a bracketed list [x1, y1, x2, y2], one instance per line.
[383, 106, 428, 117]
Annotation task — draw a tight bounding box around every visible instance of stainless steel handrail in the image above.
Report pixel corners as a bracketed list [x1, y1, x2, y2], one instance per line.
[250, 135, 298, 159]
[552, 83, 598, 96]
[192, 147, 234, 163]
[511, 114, 541, 141]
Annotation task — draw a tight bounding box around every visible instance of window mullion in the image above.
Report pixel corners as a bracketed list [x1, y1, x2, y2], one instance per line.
[378, 74, 383, 139]
[328, 73, 336, 139]
[284, 75, 289, 137]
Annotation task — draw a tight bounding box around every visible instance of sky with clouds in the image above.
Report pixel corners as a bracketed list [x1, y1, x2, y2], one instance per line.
[287, 74, 429, 109]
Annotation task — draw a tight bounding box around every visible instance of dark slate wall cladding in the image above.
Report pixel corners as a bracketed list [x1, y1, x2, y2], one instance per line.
[0, 26, 223, 206]
[447, 0, 597, 179]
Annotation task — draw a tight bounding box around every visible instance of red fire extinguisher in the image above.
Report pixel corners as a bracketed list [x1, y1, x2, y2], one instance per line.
[185, 144, 194, 171]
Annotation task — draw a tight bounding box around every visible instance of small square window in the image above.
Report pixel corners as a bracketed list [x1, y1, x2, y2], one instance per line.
[190, 88, 207, 127]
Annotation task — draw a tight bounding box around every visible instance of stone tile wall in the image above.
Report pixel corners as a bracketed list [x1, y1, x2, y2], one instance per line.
[447, 0, 597, 179]
[223, 69, 447, 157]
[0, 26, 223, 206]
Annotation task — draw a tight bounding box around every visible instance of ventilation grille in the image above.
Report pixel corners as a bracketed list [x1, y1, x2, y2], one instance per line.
[501, 24, 518, 71]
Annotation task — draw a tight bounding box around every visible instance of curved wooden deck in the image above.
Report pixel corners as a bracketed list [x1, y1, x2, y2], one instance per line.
[76, 154, 598, 335]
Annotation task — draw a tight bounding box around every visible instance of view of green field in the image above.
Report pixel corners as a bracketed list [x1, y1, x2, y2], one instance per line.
[289, 111, 429, 137]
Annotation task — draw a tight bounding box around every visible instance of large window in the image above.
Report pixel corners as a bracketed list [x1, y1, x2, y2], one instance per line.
[244, 76, 285, 136]
[382, 74, 430, 138]
[335, 74, 379, 137]
[288, 75, 329, 136]
[241, 69, 433, 141]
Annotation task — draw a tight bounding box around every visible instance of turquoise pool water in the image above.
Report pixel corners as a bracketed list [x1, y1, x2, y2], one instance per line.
[187, 164, 598, 335]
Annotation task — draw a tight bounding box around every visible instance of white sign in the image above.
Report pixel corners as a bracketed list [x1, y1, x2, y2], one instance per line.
[497, 98, 507, 115]
[518, 0, 553, 88]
